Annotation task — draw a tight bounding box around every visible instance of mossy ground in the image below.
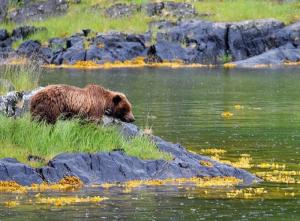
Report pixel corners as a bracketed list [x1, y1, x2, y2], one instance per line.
[1, 0, 299, 45]
[0, 115, 171, 167]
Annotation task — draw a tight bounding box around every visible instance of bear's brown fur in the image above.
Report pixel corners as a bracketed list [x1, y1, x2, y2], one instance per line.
[30, 84, 135, 124]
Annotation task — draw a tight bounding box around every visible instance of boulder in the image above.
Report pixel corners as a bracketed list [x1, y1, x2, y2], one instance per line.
[0, 158, 43, 186]
[8, 0, 69, 23]
[269, 21, 300, 48]
[231, 44, 300, 68]
[105, 3, 140, 18]
[144, 1, 197, 18]
[86, 33, 147, 63]
[0, 29, 9, 41]
[228, 19, 284, 61]
[153, 20, 228, 64]
[0, 0, 8, 22]
[12, 26, 46, 40]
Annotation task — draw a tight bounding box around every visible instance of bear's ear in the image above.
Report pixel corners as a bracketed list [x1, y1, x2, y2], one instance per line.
[112, 94, 122, 105]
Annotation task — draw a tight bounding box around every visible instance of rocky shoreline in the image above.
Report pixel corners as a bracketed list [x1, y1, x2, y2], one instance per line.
[0, 89, 260, 186]
[0, 18, 299, 68]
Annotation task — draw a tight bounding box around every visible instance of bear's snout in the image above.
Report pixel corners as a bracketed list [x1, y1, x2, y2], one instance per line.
[124, 113, 135, 123]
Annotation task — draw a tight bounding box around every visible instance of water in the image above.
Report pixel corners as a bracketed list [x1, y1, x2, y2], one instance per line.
[1, 67, 300, 220]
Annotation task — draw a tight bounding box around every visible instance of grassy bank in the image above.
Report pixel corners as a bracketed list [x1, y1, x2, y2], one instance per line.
[1, 0, 299, 44]
[0, 63, 40, 95]
[0, 116, 171, 167]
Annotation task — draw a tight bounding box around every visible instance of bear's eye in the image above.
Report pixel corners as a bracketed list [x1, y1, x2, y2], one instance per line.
[121, 108, 128, 114]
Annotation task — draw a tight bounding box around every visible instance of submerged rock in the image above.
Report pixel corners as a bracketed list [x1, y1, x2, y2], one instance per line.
[0, 90, 260, 186]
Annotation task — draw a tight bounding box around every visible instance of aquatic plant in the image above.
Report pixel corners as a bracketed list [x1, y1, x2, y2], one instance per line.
[0, 115, 171, 166]
[221, 111, 234, 118]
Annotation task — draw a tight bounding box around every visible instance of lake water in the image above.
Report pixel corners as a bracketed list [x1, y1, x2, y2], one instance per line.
[1, 67, 299, 220]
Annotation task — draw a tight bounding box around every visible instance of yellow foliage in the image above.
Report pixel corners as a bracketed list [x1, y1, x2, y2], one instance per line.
[199, 160, 214, 167]
[256, 170, 300, 184]
[223, 63, 237, 68]
[36, 196, 108, 206]
[221, 111, 234, 118]
[43, 57, 215, 69]
[4, 200, 19, 208]
[226, 187, 267, 199]
[199, 148, 227, 155]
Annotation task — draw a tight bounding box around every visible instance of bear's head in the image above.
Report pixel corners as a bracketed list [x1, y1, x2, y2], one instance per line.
[106, 93, 135, 123]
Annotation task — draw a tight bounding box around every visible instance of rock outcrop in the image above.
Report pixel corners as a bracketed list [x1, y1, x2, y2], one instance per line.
[0, 90, 260, 186]
[0, 19, 300, 67]
[8, 0, 69, 23]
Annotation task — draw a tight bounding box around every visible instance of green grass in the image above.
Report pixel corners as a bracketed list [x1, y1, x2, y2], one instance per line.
[194, 0, 300, 24]
[0, 63, 40, 95]
[0, 115, 171, 167]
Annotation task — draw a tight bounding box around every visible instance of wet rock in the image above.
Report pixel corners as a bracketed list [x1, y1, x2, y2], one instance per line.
[0, 29, 9, 41]
[0, 158, 43, 186]
[105, 3, 140, 18]
[0, 89, 260, 186]
[153, 20, 228, 64]
[232, 44, 300, 68]
[228, 19, 284, 61]
[8, 0, 69, 23]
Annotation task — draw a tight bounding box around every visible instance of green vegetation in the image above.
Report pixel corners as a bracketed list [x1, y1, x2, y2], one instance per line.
[2, 0, 299, 45]
[0, 115, 171, 167]
[0, 63, 40, 95]
[194, 0, 300, 24]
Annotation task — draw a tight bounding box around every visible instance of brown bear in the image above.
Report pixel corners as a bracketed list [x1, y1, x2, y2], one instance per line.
[30, 84, 135, 124]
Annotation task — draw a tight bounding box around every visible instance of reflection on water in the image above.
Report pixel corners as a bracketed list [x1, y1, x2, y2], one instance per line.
[1, 67, 300, 220]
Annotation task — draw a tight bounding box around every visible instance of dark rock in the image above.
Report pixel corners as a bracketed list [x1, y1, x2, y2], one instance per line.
[144, 1, 196, 18]
[8, 0, 69, 23]
[105, 3, 140, 18]
[17, 40, 41, 57]
[0, 29, 9, 41]
[66, 36, 84, 48]
[62, 48, 86, 64]
[0, 158, 43, 186]
[232, 43, 300, 68]
[0, 38, 12, 49]
[86, 33, 147, 63]
[49, 38, 67, 52]
[270, 21, 300, 47]
[153, 20, 228, 64]
[144, 2, 164, 17]
[0, 0, 8, 22]
[12, 26, 46, 40]
[228, 19, 284, 61]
